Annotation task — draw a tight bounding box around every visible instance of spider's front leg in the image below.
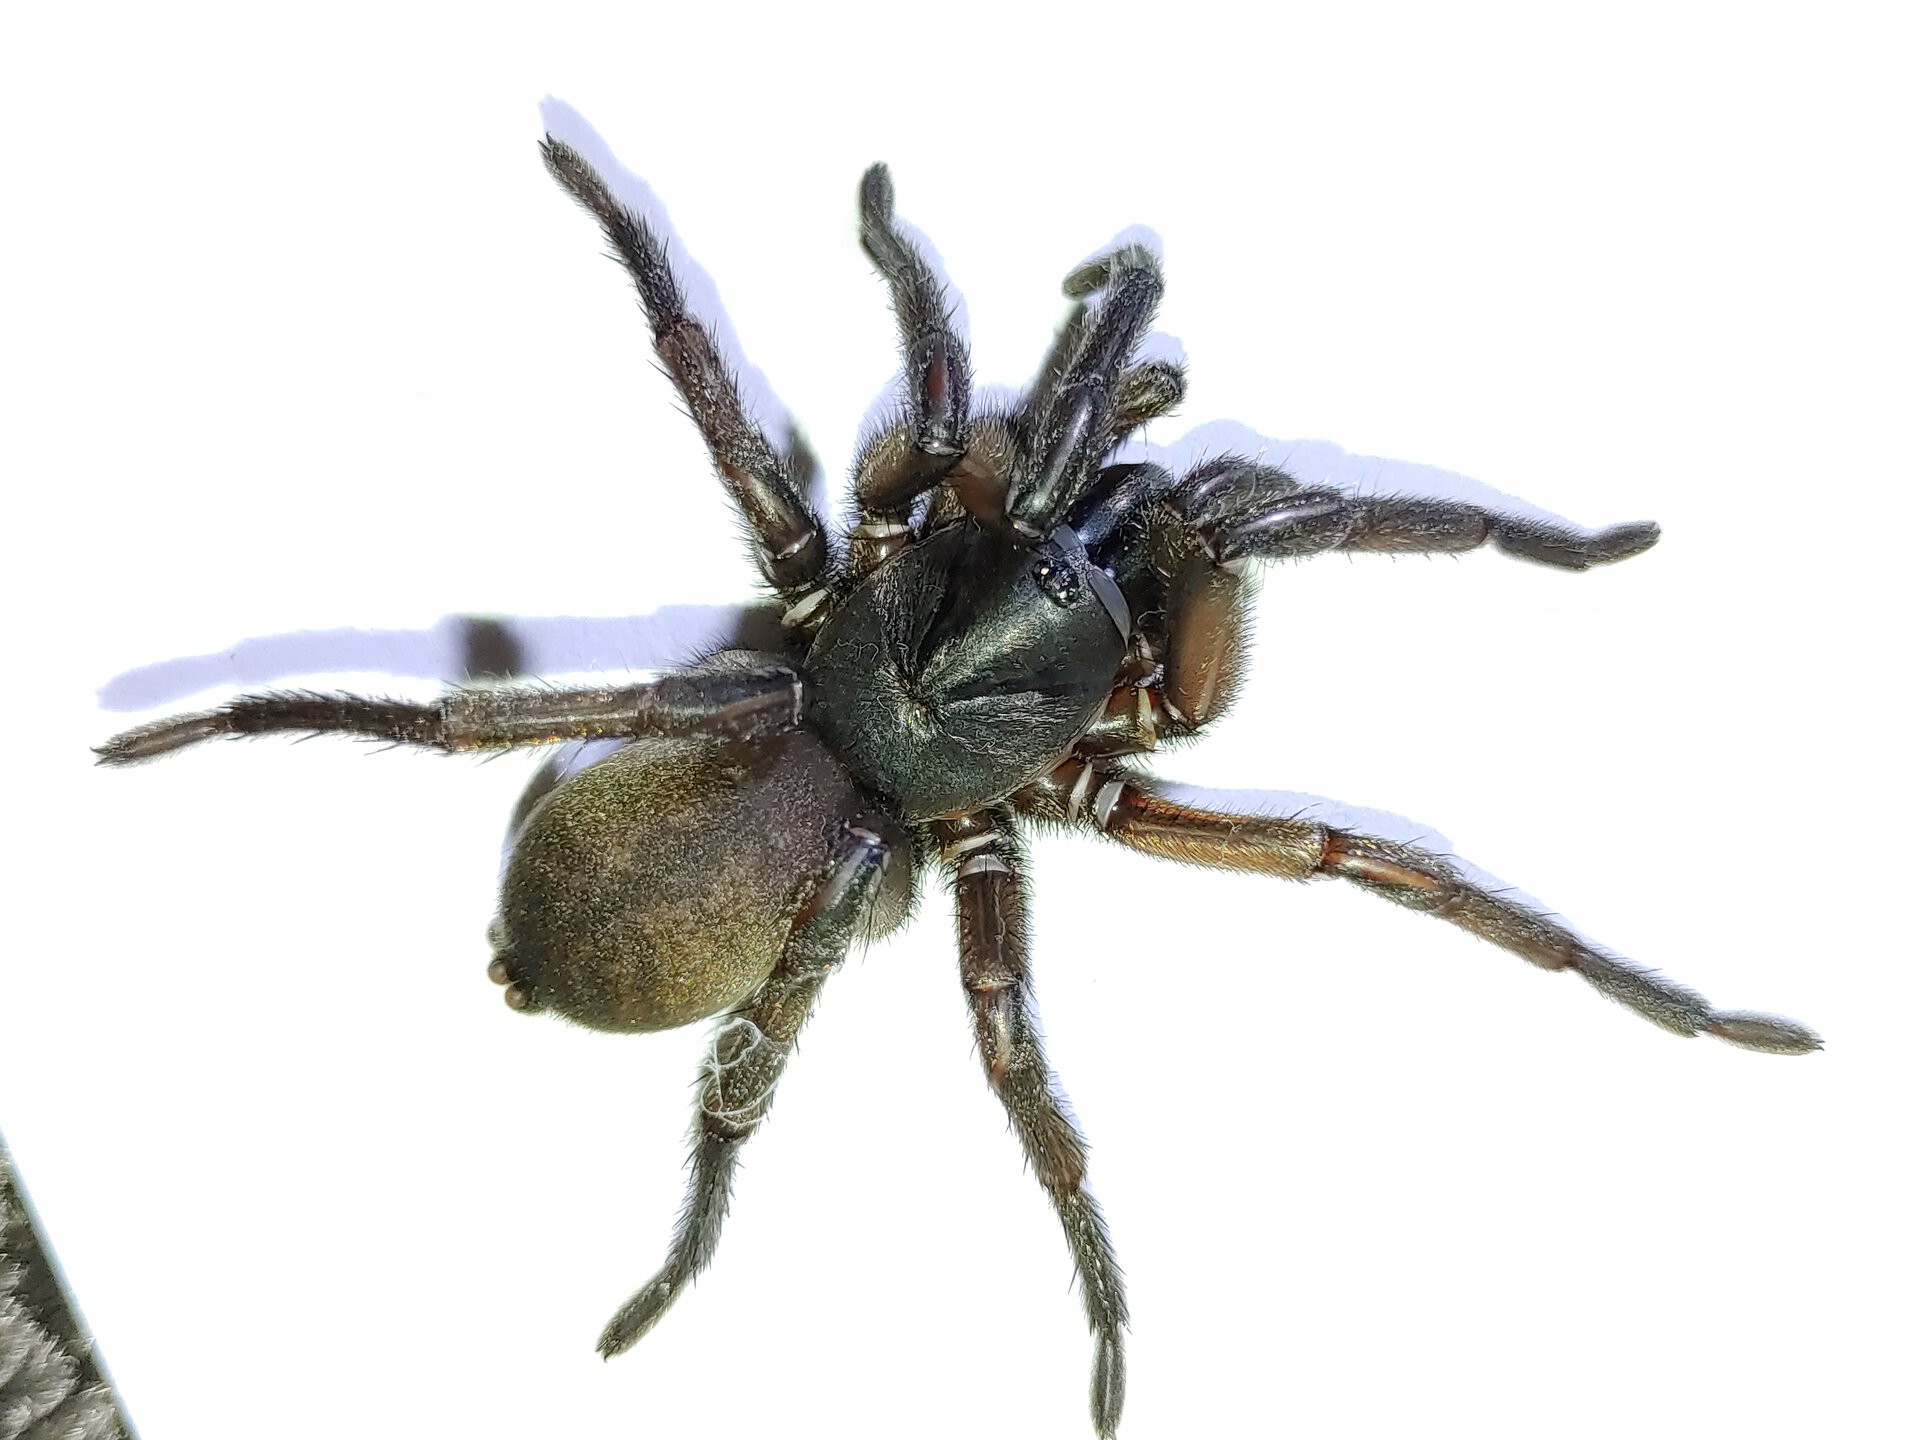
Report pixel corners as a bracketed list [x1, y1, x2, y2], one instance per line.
[1029, 259, 1188, 466]
[1168, 454, 1659, 571]
[540, 140, 830, 604]
[1010, 248, 1165, 537]
[902, 244, 1187, 550]
[1016, 763, 1820, 1054]
[598, 818, 901, 1356]
[844, 164, 973, 583]
[933, 809, 1127, 1438]
[1074, 454, 1663, 754]
[94, 665, 808, 764]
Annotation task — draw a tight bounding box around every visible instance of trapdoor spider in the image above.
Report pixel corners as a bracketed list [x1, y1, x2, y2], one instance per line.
[97, 140, 1821, 1437]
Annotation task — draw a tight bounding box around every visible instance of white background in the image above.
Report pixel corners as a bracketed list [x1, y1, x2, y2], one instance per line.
[3, 5, 1913, 1438]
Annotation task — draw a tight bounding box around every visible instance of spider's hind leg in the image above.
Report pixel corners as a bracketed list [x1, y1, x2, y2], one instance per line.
[935, 809, 1128, 1439]
[1015, 764, 1821, 1056]
[597, 816, 907, 1356]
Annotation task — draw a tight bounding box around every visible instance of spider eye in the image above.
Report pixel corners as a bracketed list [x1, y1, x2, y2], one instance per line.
[1043, 525, 1130, 636]
[1028, 539, 1083, 608]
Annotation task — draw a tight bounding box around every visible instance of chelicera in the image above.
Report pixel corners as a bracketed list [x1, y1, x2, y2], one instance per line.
[98, 137, 1820, 1437]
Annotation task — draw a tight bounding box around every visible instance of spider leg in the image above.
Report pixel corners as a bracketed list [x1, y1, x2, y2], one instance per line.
[1016, 762, 1821, 1055]
[1107, 358, 1187, 445]
[1027, 294, 1185, 461]
[1066, 461, 1178, 558]
[540, 140, 829, 601]
[934, 809, 1128, 1438]
[598, 818, 900, 1357]
[1055, 249, 1186, 452]
[1083, 453, 1660, 751]
[1010, 247, 1165, 538]
[93, 666, 807, 764]
[1028, 297, 1094, 422]
[1172, 454, 1660, 570]
[923, 408, 1021, 534]
[846, 165, 971, 580]
[848, 170, 1066, 579]
[927, 260, 1179, 548]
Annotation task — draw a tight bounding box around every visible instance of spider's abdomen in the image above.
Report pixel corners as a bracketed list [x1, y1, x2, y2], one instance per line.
[805, 524, 1128, 821]
[489, 726, 875, 1032]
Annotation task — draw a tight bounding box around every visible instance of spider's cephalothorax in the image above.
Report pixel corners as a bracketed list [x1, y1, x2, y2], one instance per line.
[97, 140, 1821, 1438]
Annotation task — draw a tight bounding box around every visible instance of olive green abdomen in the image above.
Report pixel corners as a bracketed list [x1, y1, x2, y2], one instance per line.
[490, 730, 865, 1032]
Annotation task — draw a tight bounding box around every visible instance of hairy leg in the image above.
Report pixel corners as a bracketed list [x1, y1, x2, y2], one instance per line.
[917, 246, 1180, 550]
[1016, 763, 1820, 1055]
[541, 139, 829, 600]
[1010, 248, 1165, 537]
[95, 665, 807, 764]
[1067, 461, 1177, 558]
[1172, 455, 1659, 570]
[1108, 358, 1186, 443]
[597, 819, 901, 1356]
[933, 809, 1128, 1437]
[1087, 449, 1661, 753]
[851, 166, 971, 508]
[1057, 245, 1186, 449]
[1030, 303, 1185, 465]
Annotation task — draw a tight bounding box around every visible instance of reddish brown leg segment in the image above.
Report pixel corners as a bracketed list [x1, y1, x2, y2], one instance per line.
[933, 810, 1128, 1438]
[1016, 765, 1820, 1055]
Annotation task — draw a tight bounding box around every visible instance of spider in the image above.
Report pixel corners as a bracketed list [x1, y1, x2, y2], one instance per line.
[96, 138, 1822, 1438]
